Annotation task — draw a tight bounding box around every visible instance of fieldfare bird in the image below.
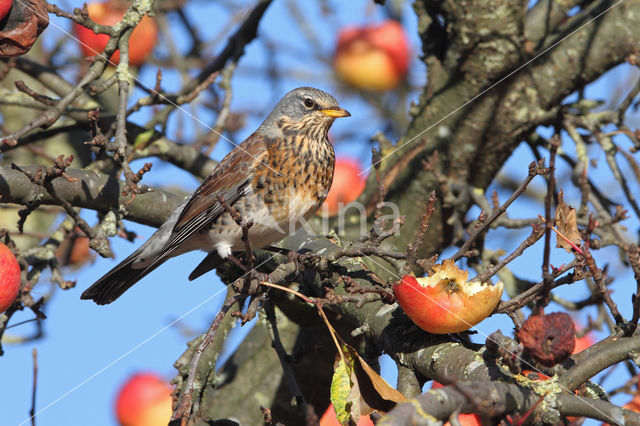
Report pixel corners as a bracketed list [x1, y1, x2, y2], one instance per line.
[82, 87, 350, 305]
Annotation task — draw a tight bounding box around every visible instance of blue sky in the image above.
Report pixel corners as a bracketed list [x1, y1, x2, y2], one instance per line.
[3, 1, 639, 425]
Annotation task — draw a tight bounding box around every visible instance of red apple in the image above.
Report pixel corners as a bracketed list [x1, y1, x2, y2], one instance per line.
[334, 20, 410, 91]
[321, 157, 366, 216]
[73, 1, 157, 66]
[0, 241, 20, 313]
[0, 0, 13, 21]
[573, 323, 595, 354]
[393, 260, 503, 334]
[115, 372, 172, 426]
[624, 394, 640, 413]
[319, 403, 373, 426]
[519, 370, 551, 381]
[431, 382, 482, 425]
[56, 227, 94, 267]
[68, 235, 91, 265]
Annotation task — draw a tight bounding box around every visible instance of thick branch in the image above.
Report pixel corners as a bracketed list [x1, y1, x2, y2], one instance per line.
[560, 334, 640, 391]
[0, 165, 182, 227]
[379, 381, 640, 425]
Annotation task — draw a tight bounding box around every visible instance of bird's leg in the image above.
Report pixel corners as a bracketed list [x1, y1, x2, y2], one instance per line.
[226, 253, 270, 291]
[227, 254, 249, 272]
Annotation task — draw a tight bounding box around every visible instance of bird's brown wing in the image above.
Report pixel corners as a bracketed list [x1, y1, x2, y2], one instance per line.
[81, 133, 270, 305]
[161, 132, 270, 256]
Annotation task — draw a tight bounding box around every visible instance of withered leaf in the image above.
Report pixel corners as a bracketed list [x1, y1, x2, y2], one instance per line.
[351, 348, 406, 406]
[330, 342, 406, 424]
[555, 189, 581, 253]
[0, 0, 49, 57]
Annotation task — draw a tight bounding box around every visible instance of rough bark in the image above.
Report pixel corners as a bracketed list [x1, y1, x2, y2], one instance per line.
[3, 1, 640, 424]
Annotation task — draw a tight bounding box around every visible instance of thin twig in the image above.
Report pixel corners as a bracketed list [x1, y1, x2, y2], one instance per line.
[581, 243, 625, 326]
[451, 160, 547, 262]
[184, 0, 273, 93]
[171, 295, 239, 424]
[473, 220, 546, 283]
[30, 348, 38, 426]
[496, 261, 577, 314]
[617, 73, 640, 125]
[537, 215, 584, 255]
[259, 281, 314, 303]
[539, 135, 560, 308]
[627, 245, 640, 336]
[204, 62, 237, 155]
[14, 81, 58, 107]
[402, 191, 437, 275]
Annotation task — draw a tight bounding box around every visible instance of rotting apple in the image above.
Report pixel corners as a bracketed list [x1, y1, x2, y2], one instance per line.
[334, 20, 410, 91]
[0, 241, 20, 314]
[321, 157, 366, 216]
[393, 259, 503, 334]
[73, 1, 157, 66]
[0, 0, 13, 22]
[115, 372, 172, 426]
[517, 312, 575, 367]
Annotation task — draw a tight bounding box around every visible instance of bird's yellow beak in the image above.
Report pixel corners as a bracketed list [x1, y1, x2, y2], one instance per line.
[320, 107, 351, 118]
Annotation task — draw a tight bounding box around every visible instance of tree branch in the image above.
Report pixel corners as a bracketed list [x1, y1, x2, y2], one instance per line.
[0, 164, 183, 228]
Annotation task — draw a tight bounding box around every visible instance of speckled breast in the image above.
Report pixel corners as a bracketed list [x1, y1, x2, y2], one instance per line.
[208, 131, 335, 252]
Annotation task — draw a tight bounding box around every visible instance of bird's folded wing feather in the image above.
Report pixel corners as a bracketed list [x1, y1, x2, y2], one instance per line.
[159, 133, 270, 258]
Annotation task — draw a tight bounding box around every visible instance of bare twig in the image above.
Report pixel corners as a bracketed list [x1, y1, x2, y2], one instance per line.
[581, 243, 624, 326]
[206, 63, 237, 155]
[496, 261, 577, 314]
[11, 156, 113, 258]
[617, 72, 640, 125]
[171, 295, 239, 424]
[539, 135, 560, 309]
[14, 81, 57, 107]
[473, 221, 546, 284]
[30, 348, 38, 426]
[402, 191, 437, 275]
[627, 245, 640, 336]
[0, 36, 117, 148]
[185, 1, 273, 93]
[451, 160, 547, 262]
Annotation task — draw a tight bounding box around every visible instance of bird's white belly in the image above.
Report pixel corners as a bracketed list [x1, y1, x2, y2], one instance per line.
[191, 189, 321, 259]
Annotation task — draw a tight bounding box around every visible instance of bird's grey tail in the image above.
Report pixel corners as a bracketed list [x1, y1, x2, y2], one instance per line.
[81, 251, 166, 305]
[188, 251, 225, 281]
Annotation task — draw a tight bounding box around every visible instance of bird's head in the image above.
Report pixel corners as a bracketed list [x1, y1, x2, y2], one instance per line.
[260, 87, 350, 137]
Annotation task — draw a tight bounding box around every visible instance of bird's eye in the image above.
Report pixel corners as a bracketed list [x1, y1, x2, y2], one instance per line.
[303, 98, 315, 109]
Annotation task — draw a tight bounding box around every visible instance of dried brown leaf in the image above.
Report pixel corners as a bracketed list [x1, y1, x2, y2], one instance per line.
[330, 342, 406, 424]
[0, 0, 49, 57]
[352, 349, 406, 405]
[555, 189, 581, 253]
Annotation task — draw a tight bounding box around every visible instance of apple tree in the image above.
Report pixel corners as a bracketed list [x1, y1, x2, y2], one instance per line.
[2, 0, 640, 425]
